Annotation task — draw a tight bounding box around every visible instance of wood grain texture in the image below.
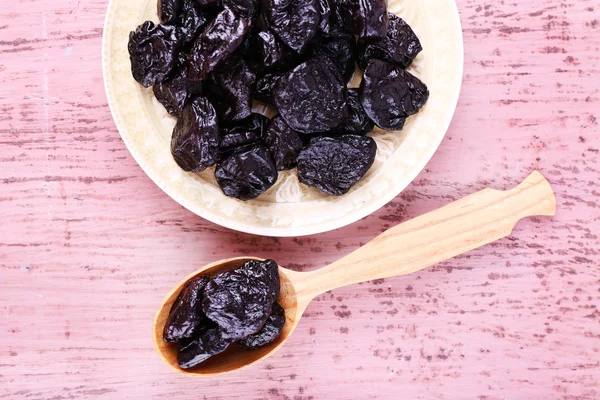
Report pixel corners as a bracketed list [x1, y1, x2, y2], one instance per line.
[0, 0, 599, 399]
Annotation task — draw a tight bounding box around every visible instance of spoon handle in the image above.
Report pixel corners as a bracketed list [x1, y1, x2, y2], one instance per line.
[296, 171, 556, 301]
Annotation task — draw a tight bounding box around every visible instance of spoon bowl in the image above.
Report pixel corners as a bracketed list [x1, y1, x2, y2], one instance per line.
[153, 171, 557, 376]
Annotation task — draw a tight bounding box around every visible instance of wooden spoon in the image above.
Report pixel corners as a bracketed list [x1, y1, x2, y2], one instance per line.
[153, 171, 556, 376]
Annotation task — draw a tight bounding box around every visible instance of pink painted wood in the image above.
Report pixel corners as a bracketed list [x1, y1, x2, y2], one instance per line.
[0, 0, 599, 398]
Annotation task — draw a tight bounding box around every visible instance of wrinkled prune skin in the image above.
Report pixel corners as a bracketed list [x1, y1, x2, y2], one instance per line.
[222, 0, 259, 18]
[238, 302, 285, 349]
[357, 13, 422, 70]
[297, 135, 376, 195]
[263, 0, 320, 53]
[337, 0, 388, 39]
[317, 0, 332, 33]
[311, 33, 356, 83]
[214, 146, 278, 200]
[273, 57, 349, 134]
[158, 0, 183, 24]
[359, 59, 429, 130]
[128, 21, 179, 87]
[163, 276, 210, 343]
[154, 55, 203, 117]
[250, 30, 300, 72]
[175, 0, 212, 49]
[178, 321, 233, 369]
[207, 57, 256, 122]
[203, 259, 278, 339]
[338, 88, 374, 135]
[219, 113, 269, 154]
[242, 259, 280, 299]
[187, 8, 250, 82]
[254, 72, 281, 103]
[263, 115, 304, 170]
[171, 97, 220, 171]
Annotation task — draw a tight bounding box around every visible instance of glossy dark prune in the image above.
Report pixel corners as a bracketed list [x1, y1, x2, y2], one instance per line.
[154, 55, 203, 117]
[222, 0, 259, 18]
[171, 97, 220, 171]
[263, 0, 320, 53]
[359, 59, 429, 130]
[338, 88, 374, 135]
[357, 13, 422, 70]
[337, 0, 388, 39]
[219, 113, 269, 154]
[174, 0, 212, 49]
[128, 21, 179, 87]
[178, 321, 233, 369]
[238, 302, 285, 349]
[272, 57, 349, 134]
[250, 30, 300, 72]
[254, 72, 281, 103]
[158, 0, 183, 24]
[163, 276, 210, 343]
[187, 8, 251, 82]
[317, 0, 332, 33]
[207, 57, 256, 122]
[263, 115, 304, 170]
[297, 135, 376, 195]
[311, 33, 356, 83]
[202, 259, 279, 339]
[214, 146, 278, 200]
[241, 259, 280, 299]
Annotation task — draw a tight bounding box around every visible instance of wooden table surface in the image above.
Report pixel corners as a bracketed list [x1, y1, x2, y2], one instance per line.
[1, 0, 599, 399]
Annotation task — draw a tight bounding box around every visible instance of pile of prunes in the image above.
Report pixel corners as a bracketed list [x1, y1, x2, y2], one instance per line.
[128, 0, 428, 200]
[163, 259, 284, 369]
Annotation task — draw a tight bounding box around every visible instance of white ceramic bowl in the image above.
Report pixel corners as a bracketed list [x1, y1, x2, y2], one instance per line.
[102, 0, 463, 237]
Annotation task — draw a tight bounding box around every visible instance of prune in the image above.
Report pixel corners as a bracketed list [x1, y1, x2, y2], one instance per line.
[154, 55, 203, 117]
[317, 0, 332, 33]
[171, 97, 220, 171]
[203, 259, 278, 339]
[174, 0, 211, 49]
[338, 88, 374, 135]
[337, 0, 388, 39]
[187, 8, 250, 82]
[297, 135, 376, 195]
[359, 59, 429, 130]
[254, 72, 281, 103]
[241, 259, 280, 299]
[238, 302, 285, 349]
[128, 21, 179, 87]
[178, 321, 233, 369]
[263, 115, 304, 170]
[158, 0, 182, 24]
[214, 146, 278, 200]
[163, 276, 210, 343]
[219, 113, 269, 154]
[263, 0, 320, 53]
[357, 13, 422, 70]
[311, 33, 356, 83]
[272, 57, 349, 134]
[250, 30, 300, 72]
[207, 57, 256, 122]
[222, 0, 259, 18]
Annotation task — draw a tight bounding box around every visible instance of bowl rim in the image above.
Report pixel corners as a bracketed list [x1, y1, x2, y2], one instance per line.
[102, 0, 464, 237]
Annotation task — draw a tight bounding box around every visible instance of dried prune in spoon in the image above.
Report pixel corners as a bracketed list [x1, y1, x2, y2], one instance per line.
[214, 145, 278, 200]
[202, 259, 278, 339]
[238, 302, 285, 349]
[158, 0, 183, 24]
[241, 259, 280, 299]
[171, 97, 220, 171]
[359, 59, 429, 130]
[263, 115, 304, 170]
[128, 21, 179, 87]
[297, 135, 376, 195]
[187, 7, 250, 82]
[154, 55, 203, 117]
[263, 0, 320, 53]
[337, 88, 374, 135]
[254, 72, 282, 104]
[357, 13, 422, 70]
[311, 33, 356, 83]
[163, 276, 210, 343]
[336, 0, 388, 39]
[272, 56, 349, 134]
[207, 57, 256, 123]
[174, 0, 212, 49]
[219, 113, 269, 154]
[178, 322, 233, 369]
